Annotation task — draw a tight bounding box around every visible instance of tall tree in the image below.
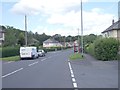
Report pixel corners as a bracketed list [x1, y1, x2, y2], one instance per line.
[18, 33, 25, 46]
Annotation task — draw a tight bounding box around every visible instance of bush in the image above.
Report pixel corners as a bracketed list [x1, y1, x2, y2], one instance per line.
[1, 46, 20, 58]
[94, 38, 119, 61]
[85, 43, 95, 56]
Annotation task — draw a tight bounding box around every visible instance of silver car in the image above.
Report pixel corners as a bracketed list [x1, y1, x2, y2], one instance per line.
[38, 49, 45, 57]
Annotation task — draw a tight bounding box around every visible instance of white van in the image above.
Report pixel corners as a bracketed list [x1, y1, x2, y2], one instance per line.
[20, 47, 38, 59]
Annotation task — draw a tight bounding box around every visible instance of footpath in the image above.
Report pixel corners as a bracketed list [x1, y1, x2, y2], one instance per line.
[70, 54, 118, 88]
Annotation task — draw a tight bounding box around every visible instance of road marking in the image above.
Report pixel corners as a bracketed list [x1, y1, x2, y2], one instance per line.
[28, 61, 38, 66]
[72, 78, 76, 82]
[73, 83, 78, 88]
[68, 60, 78, 88]
[71, 74, 74, 77]
[2, 68, 23, 78]
[41, 58, 47, 61]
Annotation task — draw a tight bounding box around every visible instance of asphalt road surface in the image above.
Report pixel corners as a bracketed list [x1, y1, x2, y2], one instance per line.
[2, 49, 118, 88]
[2, 49, 74, 88]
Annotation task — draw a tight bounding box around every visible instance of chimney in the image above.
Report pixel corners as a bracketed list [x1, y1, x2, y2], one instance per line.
[112, 19, 114, 25]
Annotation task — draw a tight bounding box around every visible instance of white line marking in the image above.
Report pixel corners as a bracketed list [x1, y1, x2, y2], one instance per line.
[28, 61, 38, 66]
[71, 74, 74, 78]
[68, 62, 72, 70]
[73, 83, 78, 88]
[41, 58, 47, 61]
[2, 68, 23, 78]
[68, 59, 78, 88]
[72, 78, 76, 82]
[70, 70, 74, 74]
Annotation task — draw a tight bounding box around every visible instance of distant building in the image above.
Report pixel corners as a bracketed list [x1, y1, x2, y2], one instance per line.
[102, 20, 120, 41]
[0, 28, 5, 46]
[43, 38, 63, 48]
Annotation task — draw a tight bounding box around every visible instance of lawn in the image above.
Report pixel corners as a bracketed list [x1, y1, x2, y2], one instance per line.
[69, 53, 84, 60]
[0, 56, 20, 61]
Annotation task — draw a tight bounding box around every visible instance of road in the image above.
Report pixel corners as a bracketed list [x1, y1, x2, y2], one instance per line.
[2, 49, 74, 88]
[2, 49, 118, 89]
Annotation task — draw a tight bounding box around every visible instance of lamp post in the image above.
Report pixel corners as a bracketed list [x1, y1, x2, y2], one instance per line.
[25, 15, 27, 46]
[81, 0, 83, 57]
[78, 28, 80, 53]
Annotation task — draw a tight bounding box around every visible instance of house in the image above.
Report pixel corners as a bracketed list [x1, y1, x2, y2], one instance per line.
[43, 38, 63, 48]
[102, 19, 120, 41]
[0, 28, 5, 46]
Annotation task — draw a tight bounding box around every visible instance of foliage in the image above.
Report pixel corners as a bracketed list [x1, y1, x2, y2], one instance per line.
[18, 32, 25, 46]
[0, 56, 20, 61]
[1, 46, 20, 58]
[85, 43, 95, 56]
[69, 53, 84, 60]
[94, 38, 119, 60]
[85, 38, 120, 61]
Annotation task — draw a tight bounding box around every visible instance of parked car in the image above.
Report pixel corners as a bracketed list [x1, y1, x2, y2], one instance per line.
[20, 46, 38, 59]
[38, 49, 45, 57]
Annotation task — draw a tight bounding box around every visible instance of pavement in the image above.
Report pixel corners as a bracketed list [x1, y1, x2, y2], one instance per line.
[1, 49, 118, 88]
[70, 54, 118, 88]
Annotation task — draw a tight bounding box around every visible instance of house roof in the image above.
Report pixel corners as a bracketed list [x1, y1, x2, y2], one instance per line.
[43, 38, 59, 43]
[102, 20, 120, 33]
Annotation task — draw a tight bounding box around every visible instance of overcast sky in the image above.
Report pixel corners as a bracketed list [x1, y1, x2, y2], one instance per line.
[1, 0, 119, 36]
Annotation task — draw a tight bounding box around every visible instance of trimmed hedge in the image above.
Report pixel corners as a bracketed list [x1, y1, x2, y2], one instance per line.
[85, 38, 120, 61]
[85, 43, 95, 56]
[1, 47, 20, 58]
[94, 38, 119, 60]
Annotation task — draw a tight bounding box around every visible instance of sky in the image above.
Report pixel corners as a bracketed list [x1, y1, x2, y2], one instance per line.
[0, 0, 120, 36]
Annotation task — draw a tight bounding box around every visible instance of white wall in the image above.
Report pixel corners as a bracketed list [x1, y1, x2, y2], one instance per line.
[43, 42, 62, 47]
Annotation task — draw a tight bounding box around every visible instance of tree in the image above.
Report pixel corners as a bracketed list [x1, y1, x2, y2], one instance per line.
[18, 33, 25, 46]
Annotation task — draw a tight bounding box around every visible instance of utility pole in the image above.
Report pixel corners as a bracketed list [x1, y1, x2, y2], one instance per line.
[25, 15, 27, 46]
[81, 0, 83, 57]
[78, 28, 80, 53]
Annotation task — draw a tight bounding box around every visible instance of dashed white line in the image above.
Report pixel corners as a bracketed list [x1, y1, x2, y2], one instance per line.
[2, 68, 23, 78]
[72, 78, 76, 82]
[68, 60, 78, 88]
[73, 83, 78, 88]
[71, 74, 74, 78]
[28, 61, 38, 66]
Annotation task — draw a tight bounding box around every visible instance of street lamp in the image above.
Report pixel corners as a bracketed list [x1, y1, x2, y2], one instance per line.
[81, 0, 84, 57]
[25, 15, 27, 46]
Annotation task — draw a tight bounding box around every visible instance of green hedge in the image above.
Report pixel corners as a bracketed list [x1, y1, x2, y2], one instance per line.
[85, 43, 95, 56]
[1, 47, 20, 58]
[85, 38, 120, 61]
[94, 38, 119, 60]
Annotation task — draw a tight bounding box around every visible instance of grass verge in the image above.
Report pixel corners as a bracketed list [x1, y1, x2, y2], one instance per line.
[69, 53, 84, 60]
[0, 56, 20, 61]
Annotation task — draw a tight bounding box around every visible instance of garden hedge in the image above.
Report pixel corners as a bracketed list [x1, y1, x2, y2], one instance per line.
[85, 38, 120, 61]
[1, 46, 20, 58]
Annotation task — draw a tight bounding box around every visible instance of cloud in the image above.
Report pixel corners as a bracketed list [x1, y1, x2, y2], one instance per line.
[10, 0, 88, 15]
[10, 0, 118, 36]
[47, 8, 117, 35]
[32, 26, 79, 36]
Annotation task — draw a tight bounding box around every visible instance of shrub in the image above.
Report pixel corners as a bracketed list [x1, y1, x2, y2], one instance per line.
[94, 38, 119, 61]
[1, 46, 20, 58]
